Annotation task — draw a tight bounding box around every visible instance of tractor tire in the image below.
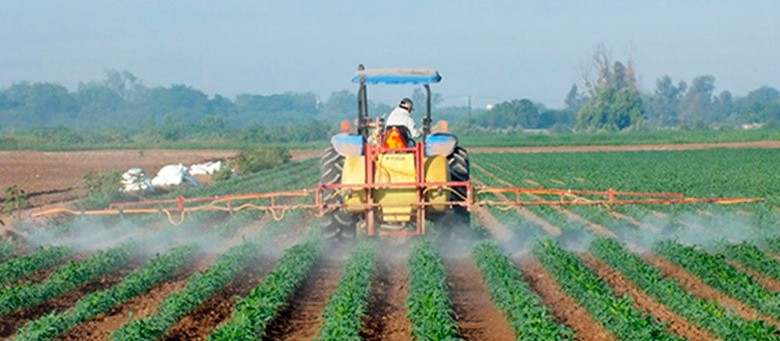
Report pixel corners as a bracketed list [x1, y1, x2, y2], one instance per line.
[320, 147, 356, 238]
[447, 146, 471, 229]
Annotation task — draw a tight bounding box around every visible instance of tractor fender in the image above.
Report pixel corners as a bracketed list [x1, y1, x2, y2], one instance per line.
[425, 133, 458, 156]
[330, 133, 364, 157]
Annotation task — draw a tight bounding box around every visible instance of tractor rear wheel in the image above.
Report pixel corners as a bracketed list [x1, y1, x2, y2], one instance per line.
[320, 147, 356, 238]
[447, 146, 471, 228]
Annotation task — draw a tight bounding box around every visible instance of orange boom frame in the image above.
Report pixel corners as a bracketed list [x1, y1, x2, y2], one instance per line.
[33, 177, 763, 235]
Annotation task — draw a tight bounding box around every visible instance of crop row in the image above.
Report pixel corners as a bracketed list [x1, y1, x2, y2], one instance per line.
[406, 238, 461, 340]
[112, 238, 262, 340]
[533, 239, 682, 340]
[654, 240, 780, 319]
[471, 241, 573, 339]
[590, 237, 777, 340]
[111, 212, 299, 341]
[0, 244, 74, 286]
[316, 240, 378, 341]
[720, 241, 780, 283]
[12, 244, 196, 341]
[0, 240, 16, 260]
[0, 240, 136, 316]
[208, 236, 321, 340]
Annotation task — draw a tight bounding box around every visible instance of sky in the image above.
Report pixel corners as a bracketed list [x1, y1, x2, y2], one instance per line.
[1, 1, 779, 109]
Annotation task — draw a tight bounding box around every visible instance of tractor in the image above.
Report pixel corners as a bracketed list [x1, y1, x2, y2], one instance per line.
[320, 65, 470, 238]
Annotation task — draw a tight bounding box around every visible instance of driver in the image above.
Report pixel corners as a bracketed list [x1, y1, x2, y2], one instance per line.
[385, 98, 421, 139]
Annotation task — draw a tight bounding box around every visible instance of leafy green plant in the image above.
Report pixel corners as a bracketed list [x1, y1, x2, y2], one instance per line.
[0, 240, 17, 260]
[472, 241, 573, 339]
[234, 146, 291, 174]
[0, 244, 75, 286]
[208, 237, 321, 341]
[534, 238, 682, 341]
[316, 240, 378, 341]
[2, 184, 28, 214]
[112, 239, 260, 341]
[12, 245, 195, 341]
[655, 240, 780, 319]
[81, 170, 127, 209]
[591, 237, 777, 340]
[721, 241, 780, 283]
[405, 238, 461, 340]
[0, 241, 136, 316]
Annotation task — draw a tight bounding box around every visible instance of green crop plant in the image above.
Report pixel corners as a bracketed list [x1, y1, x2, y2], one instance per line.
[655, 240, 780, 319]
[112, 215, 296, 341]
[112, 239, 262, 340]
[0, 241, 136, 316]
[208, 237, 321, 341]
[0, 244, 74, 286]
[316, 240, 378, 341]
[12, 245, 196, 341]
[406, 238, 461, 340]
[471, 241, 574, 340]
[721, 242, 780, 283]
[591, 237, 777, 340]
[534, 238, 682, 340]
[0, 241, 16, 260]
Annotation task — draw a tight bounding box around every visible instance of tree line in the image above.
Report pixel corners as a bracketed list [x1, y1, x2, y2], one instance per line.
[1, 65, 778, 148]
[476, 48, 780, 132]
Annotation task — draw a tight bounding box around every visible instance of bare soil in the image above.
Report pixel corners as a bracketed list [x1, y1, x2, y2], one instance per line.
[445, 256, 514, 341]
[362, 254, 411, 341]
[0, 149, 237, 209]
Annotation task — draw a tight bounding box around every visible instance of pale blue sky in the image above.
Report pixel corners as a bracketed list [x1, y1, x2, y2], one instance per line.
[1, 1, 778, 108]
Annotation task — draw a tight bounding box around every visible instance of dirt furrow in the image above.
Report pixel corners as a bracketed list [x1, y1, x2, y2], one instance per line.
[582, 254, 715, 341]
[445, 256, 514, 341]
[362, 254, 410, 341]
[264, 256, 345, 340]
[518, 259, 615, 341]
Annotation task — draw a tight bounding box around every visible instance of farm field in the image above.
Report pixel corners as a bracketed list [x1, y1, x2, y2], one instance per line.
[1, 145, 780, 340]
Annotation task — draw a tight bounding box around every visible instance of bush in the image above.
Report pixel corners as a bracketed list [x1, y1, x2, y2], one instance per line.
[2, 185, 28, 214]
[82, 170, 127, 209]
[211, 166, 234, 182]
[235, 146, 291, 174]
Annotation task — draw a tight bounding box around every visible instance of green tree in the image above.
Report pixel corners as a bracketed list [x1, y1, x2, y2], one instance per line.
[577, 46, 643, 131]
[679, 75, 716, 126]
[578, 87, 644, 131]
[646, 75, 686, 127]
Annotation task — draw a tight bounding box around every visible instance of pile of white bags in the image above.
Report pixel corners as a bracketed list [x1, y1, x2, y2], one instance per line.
[189, 161, 223, 175]
[151, 164, 201, 187]
[121, 168, 154, 192]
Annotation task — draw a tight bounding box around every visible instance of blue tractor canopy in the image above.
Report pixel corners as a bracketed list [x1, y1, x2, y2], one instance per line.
[352, 68, 441, 85]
